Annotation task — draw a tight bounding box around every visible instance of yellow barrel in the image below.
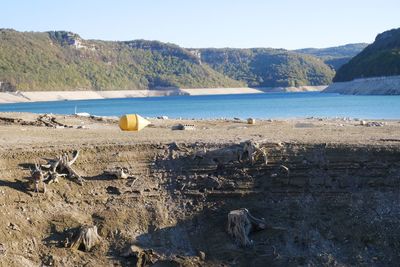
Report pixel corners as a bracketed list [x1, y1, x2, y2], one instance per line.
[247, 118, 256, 125]
[119, 114, 151, 131]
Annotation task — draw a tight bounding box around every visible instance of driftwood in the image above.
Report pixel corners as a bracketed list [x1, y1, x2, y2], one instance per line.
[69, 225, 101, 252]
[30, 163, 46, 193]
[227, 209, 266, 247]
[37, 114, 71, 128]
[42, 150, 85, 185]
[193, 140, 268, 166]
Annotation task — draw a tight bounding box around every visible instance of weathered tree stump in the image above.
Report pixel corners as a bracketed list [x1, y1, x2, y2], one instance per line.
[69, 225, 101, 252]
[242, 140, 268, 165]
[31, 163, 46, 194]
[227, 209, 266, 247]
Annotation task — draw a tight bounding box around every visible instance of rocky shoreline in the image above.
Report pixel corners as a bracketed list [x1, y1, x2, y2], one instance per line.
[0, 86, 326, 104]
[323, 75, 400, 95]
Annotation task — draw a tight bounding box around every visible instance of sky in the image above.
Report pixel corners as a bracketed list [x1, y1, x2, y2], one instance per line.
[1, 0, 399, 49]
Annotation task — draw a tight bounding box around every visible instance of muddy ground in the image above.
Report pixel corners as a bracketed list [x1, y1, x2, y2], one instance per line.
[0, 113, 400, 266]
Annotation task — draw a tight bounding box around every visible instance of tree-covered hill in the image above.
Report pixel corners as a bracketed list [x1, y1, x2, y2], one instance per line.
[0, 29, 338, 91]
[295, 43, 368, 70]
[197, 48, 335, 87]
[333, 28, 400, 82]
[0, 29, 243, 91]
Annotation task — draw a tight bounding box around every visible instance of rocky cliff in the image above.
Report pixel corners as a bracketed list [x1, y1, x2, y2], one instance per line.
[333, 28, 400, 83]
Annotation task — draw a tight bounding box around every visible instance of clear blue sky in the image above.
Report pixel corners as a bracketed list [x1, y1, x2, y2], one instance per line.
[2, 0, 399, 49]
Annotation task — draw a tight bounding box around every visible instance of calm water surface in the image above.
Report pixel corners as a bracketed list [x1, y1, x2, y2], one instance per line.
[0, 92, 399, 119]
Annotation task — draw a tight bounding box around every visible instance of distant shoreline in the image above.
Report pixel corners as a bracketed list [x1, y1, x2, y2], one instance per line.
[0, 86, 326, 104]
[323, 75, 400, 95]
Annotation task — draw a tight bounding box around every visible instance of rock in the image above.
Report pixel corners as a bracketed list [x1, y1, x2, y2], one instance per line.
[75, 112, 91, 117]
[198, 251, 206, 261]
[121, 244, 143, 257]
[172, 124, 195, 131]
[121, 244, 159, 266]
[106, 186, 122, 195]
[9, 222, 20, 231]
[107, 168, 130, 179]
[41, 254, 55, 266]
[366, 121, 384, 127]
[276, 142, 284, 147]
[0, 243, 6, 256]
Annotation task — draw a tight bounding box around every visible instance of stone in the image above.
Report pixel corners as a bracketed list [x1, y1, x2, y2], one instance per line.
[0, 243, 6, 256]
[198, 250, 206, 261]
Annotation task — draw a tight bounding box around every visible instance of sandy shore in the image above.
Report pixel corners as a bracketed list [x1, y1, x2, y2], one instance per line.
[0, 112, 398, 149]
[0, 86, 326, 104]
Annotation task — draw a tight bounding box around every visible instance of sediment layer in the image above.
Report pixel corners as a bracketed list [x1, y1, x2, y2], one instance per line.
[0, 113, 399, 266]
[0, 141, 399, 266]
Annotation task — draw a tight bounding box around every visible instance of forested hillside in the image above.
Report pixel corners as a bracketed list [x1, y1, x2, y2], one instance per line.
[197, 48, 335, 87]
[333, 28, 400, 82]
[0, 29, 339, 91]
[295, 43, 368, 70]
[0, 29, 243, 91]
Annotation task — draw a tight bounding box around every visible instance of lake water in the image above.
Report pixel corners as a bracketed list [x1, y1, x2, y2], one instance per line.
[0, 92, 399, 119]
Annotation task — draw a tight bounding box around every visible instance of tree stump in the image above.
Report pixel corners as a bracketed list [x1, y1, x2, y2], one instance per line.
[70, 225, 101, 252]
[227, 209, 266, 247]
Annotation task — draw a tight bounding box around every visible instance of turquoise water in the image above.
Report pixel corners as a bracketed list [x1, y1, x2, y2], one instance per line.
[0, 92, 399, 119]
